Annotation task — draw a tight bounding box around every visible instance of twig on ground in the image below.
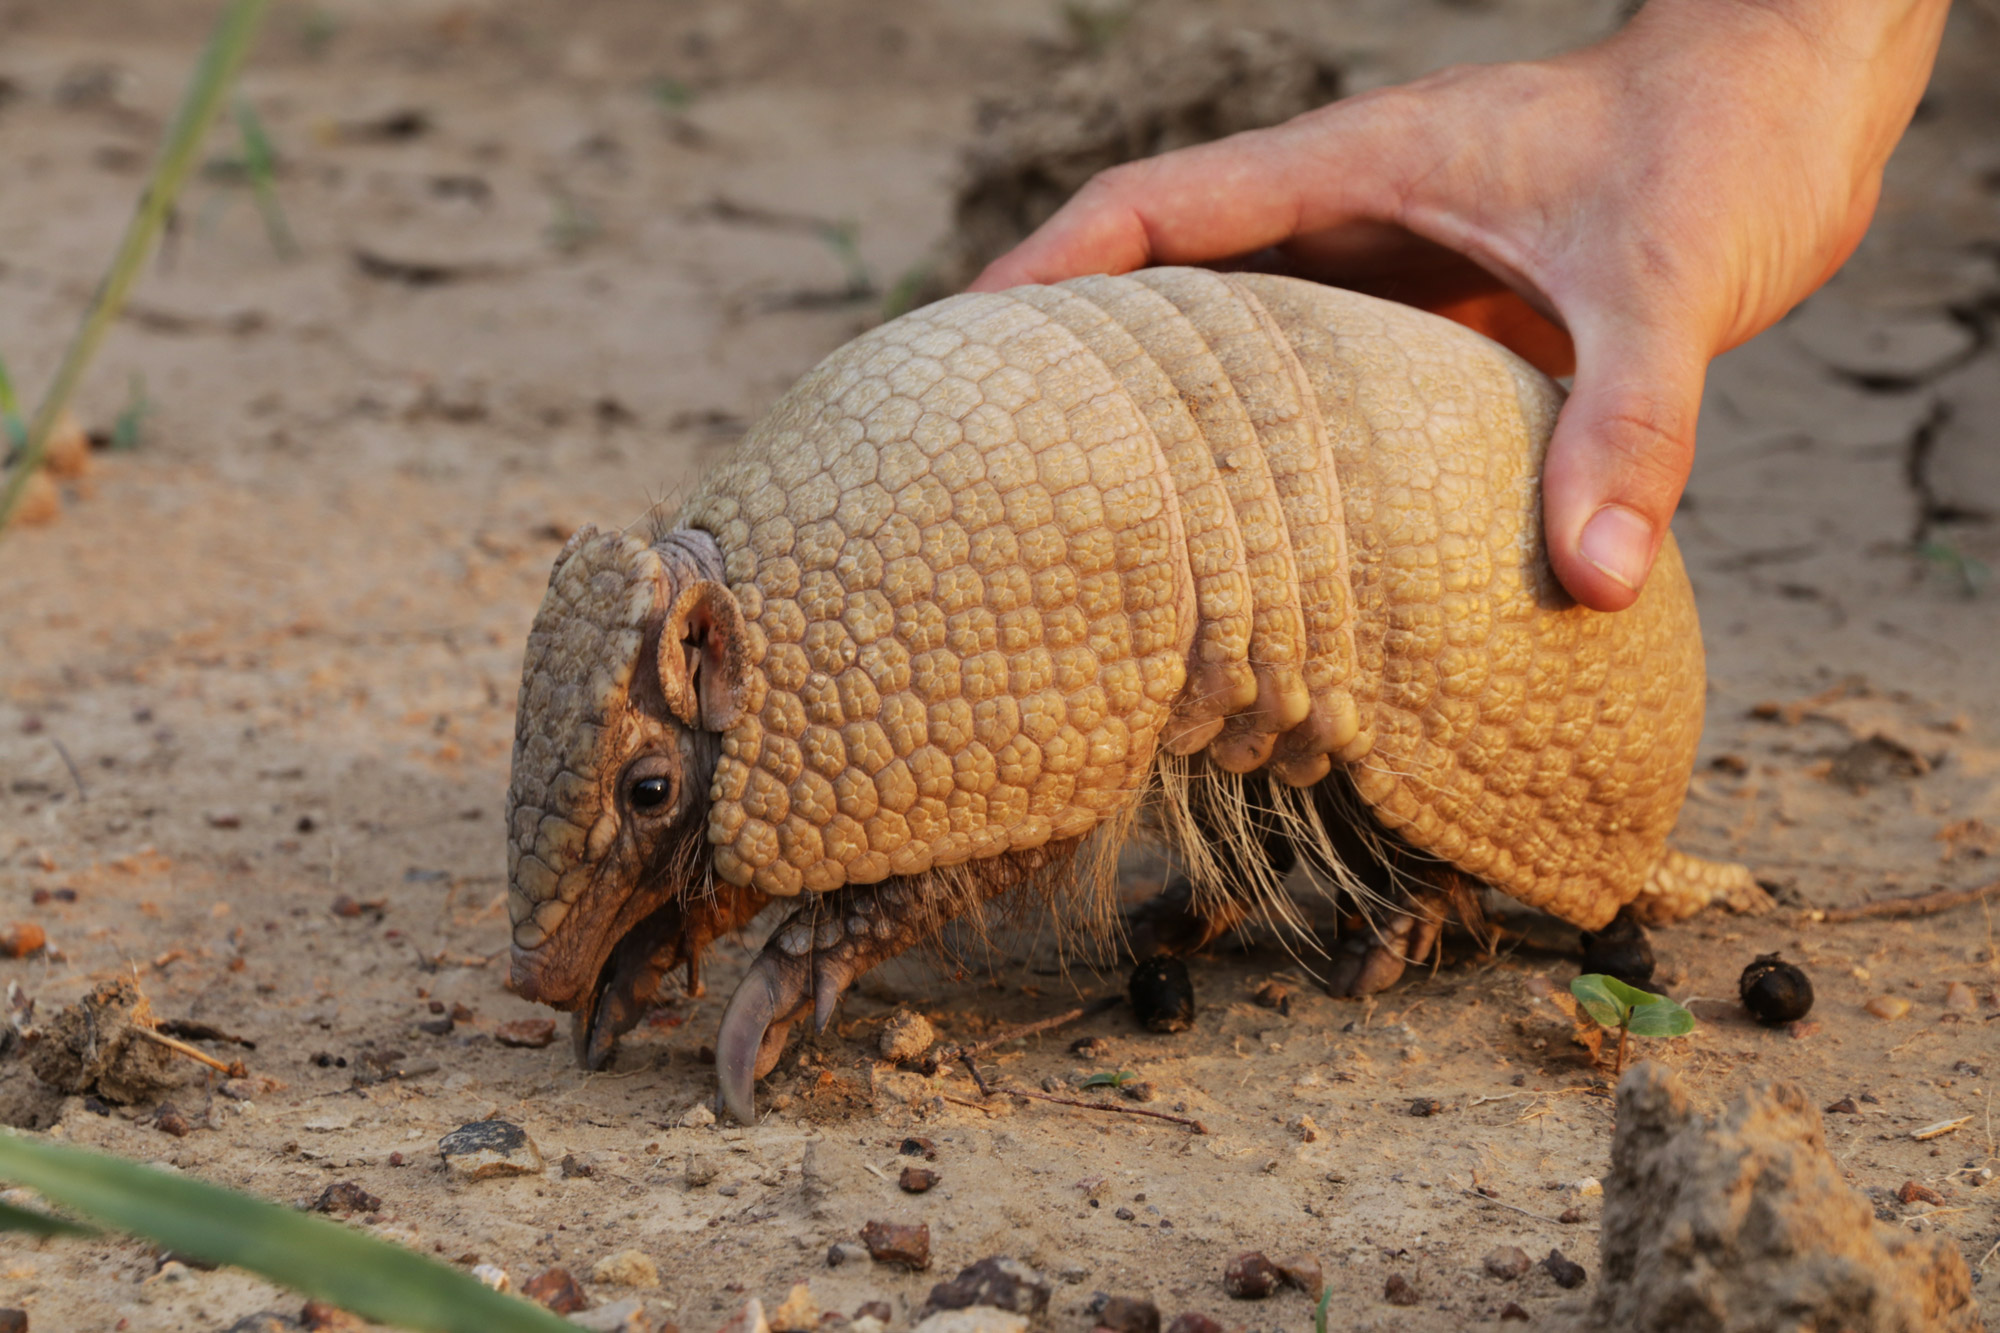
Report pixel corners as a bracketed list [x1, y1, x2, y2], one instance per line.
[1460, 1190, 1565, 1224]
[50, 739, 88, 801]
[996, 1084, 1209, 1134]
[940, 1093, 1004, 1116]
[1814, 878, 1999, 924]
[131, 1025, 247, 1078]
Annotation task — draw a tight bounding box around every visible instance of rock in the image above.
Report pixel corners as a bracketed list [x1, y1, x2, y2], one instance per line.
[0, 922, 45, 959]
[26, 978, 184, 1103]
[827, 1241, 871, 1268]
[311, 1181, 381, 1215]
[900, 1165, 940, 1193]
[900, 1136, 940, 1159]
[569, 1298, 650, 1332]
[1221, 1252, 1280, 1299]
[298, 1304, 366, 1331]
[1499, 1303, 1529, 1322]
[861, 1219, 931, 1269]
[225, 1315, 299, 1332]
[438, 1120, 543, 1181]
[589, 1250, 659, 1288]
[1096, 1295, 1160, 1333]
[1382, 1273, 1419, 1306]
[1897, 1180, 1944, 1206]
[1541, 1251, 1587, 1290]
[923, 1256, 1051, 1317]
[494, 1019, 558, 1048]
[717, 1298, 770, 1333]
[1407, 1097, 1443, 1117]
[850, 1319, 887, 1333]
[524, 1267, 587, 1314]
[854, 1302, 894, 1323]
[1118, 1080, 1158, 1103]
[1286, 1114, 1320, 1143]
[1585, 1061, 1983, 1332]
[1164, 1316, 1222, 1333]
[1276, 1256, 1322, 1299]
[910, 1311, 1027, 1333]
[1252, 980, 1292, 1012]
[685, 1153, 719, 1187]
[678, 1102, 717, 1129]
[768, 1284, 819, 1333]
[880, 1009, 937, 1062]
[1483, 1246, 1532, 1280]
[1942, 981, 1977, 1013]
[1129, 957, 1195, 1033]
[472, 1264, 511, 1292]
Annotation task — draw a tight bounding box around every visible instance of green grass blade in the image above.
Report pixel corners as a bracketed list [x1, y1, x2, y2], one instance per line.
[0, 1196, 100, 1238]
[0, 0, 273, 537]
[235, 97, 298, 259]
[0, 1134, 575, 1333]
[0, 356, 23, 453]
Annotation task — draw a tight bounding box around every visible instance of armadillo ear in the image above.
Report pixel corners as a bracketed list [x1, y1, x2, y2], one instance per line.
[658, 581, 748, 732]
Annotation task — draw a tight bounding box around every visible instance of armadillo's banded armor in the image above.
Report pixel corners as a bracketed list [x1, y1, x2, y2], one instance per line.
[676, 271, 1704, 927]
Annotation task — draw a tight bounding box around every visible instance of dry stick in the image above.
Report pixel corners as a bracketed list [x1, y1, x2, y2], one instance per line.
[132, 1025, 246, 1079]
[1460, 1190, 1566, 1225]
[1815, 878, 2000, 924]
[949, 993, 1123, 1063]
[997, 1084, 1209, 1134]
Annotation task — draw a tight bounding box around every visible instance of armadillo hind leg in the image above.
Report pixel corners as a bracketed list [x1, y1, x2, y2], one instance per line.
[1127, 825, 1301, 960]
[1628, 848, 1775, 926]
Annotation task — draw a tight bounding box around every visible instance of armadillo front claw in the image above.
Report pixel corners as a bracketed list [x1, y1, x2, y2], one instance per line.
[1321, 899, 1446, 998]
[715, 952, 811, 1126]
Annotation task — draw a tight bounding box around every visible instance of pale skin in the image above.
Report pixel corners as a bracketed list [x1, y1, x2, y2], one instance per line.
[972, 0, 1952, 612]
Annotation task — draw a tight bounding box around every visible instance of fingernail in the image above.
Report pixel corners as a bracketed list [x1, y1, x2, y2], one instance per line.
[1578, 505, 1653, 591]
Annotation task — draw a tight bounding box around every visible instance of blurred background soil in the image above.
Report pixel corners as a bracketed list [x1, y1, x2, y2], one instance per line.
[0, 1, 1997, 1329]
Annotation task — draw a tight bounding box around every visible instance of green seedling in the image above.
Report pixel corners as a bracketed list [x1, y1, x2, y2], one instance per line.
[814, 219, 874, 300]
[110, 373, 153, 451]
[0, 1132, 574, 1332]
[1569, 973, 1695, 1075]
[546, 187, 602, 255]
[0, 0, 273, 537]
[233, 97, 299, 259]
[1314, 1286, 1331, 1333]
[1079, 1069, 1138, 1090]
[649, 75, 695, 112]
[880, 263, 931, 322]
[298, 6, 340, 57]
[1917, 538, 1990, 598]
[0, 355, 25, 455]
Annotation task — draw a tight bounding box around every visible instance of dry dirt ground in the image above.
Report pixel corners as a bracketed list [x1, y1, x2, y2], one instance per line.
[2, 2, 1998, 1330]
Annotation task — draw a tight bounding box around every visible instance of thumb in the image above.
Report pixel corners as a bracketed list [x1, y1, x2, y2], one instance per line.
[1540, 315, 1708, 612]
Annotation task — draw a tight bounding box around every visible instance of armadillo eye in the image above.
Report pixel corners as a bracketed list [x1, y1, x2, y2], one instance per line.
[630, 776, 673, 811]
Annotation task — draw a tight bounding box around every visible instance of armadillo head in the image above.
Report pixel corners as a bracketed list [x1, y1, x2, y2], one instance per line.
[505, 524, 748, 1061]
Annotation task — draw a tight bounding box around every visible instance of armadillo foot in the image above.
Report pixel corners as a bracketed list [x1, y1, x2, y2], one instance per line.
[714, 880, 931, 1125]
[1125, 873, 1253, 959]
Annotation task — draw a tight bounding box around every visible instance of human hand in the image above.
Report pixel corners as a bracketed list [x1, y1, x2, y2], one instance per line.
[970, 0, 1949, 611]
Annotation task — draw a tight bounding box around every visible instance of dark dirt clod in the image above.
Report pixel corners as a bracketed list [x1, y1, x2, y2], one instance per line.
[1499, 1303, 1530, 1322]
[153, 1102, 192, 1137]
[1251, 981, 1292, 1015]
[0, 1311, 26, 1333]
[899, 1136, 939, 1159]
[1164, 1315, 1222, 1333]
[1559, 1207, 1585, 1224]
[1896, 1180, 1945, 1206]
[1739, 953, 1815, 1026]
[1483, 1246, 1532, 1281]
[494, 1019, 558, 1048]
[1383, 1273, 1419, 1306]
[1578, 910, 1656, 988]
[899, 1166, 939, 1193]
[1825, 1097, 1859, 1115]
[0, 922, 45, 958]
[26, 977, 184, 1103]
[523, 1266, 588, 1314]
[1408, 1097, 1443, 1117]
[1070, 1036, 1112, 1059]
[1130, 957, 1195, 1034]
[224, 1315, 300, 1332]
[1542, 1250, 1587, 1289]
[299, 1301, 366, 1331]
[560, 1153, 594, 1179]
[923, 1256, 1052, 1317]
[1096, 1295, 1160, 1333]
[437, 1119, 542, 1180]
[311, 1181, 381, 1215]
[1222, 1252, 1280, 1299]
[860, 1219, 931, 1270]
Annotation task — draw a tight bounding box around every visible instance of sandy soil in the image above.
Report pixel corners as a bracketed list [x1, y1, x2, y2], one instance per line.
[2, 2, 1997, 1330]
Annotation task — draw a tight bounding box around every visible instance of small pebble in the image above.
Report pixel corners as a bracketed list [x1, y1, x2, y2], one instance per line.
[1943, 981, 1977, 1013]
[494, 1019, 557, 1048]
[1408, 1097, 1443, 1117]
[471, 1264, 510, 1292]
[717, 1297, 771, 1333]
[153, 1103, 192, 1137]
[1164, 1316, 1222, 1333]
[1382, 1273, 1419, 1306]
[827, 1241, 871, 1268]
[1824, 1096, 1859, 1115]
[880, 1010, 937, 1062]
[1499, 1302, 1530, 1322]
[522, 1266, 586, 1313]
[1739, 954, 1814, 1025]
[1865, 995, 1911, 1021]
[438, 1120, 543, 1181]
[1251, 981, 1293, 1014]
[560, 1152, 594, 1179]
[569, 1299, 649, 1333]
[311, 1181, 381, 1215]
[1897, 1180, 1944, 1206]
[1288, 1114, 1320, 1143]
[856, 1302, 894, 1323]
[909, 1311, 1025, 1333]
[1130, 957, 1195, 1034]
[769, 1282, 820, 1333]
[900, 1166, 940, 1193]
[0, 922, 46, 959]
[590, 1249, 660, 1288]
[679, 1101, 717, 1129]
[1541, 1250, 1587, 1289]
[1222, 1252, 1280, 1299]
[1559, 1207, 1584, 1224]
[685, 1153, 719, 1187]
[1095, 1296, 1159, 1333]
[1483, 1246, 1532, 1280]
[923, 1256, 1052, 1316]
[1276, 1255, 1322, 1299]
[300, 1302, 366, 1331]
[900, 1136, 939, 1159]
[223, 1314, 296, 1332]
[1070, 1035, 1112, 1059]
[1114, 1207, 1136, 1221]
[861, 1219, 932, 1269]
[1118, 1080, 1158, 1104]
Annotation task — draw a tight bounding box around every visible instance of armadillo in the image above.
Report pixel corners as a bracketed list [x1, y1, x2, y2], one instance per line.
[505, 269, 1763, 1123]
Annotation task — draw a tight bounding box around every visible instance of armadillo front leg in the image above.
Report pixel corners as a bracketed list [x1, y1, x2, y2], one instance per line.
[1319, 868, 1479, 998]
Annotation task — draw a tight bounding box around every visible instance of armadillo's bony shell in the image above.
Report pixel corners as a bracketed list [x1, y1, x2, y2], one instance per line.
[676, 272, 1703, 927]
